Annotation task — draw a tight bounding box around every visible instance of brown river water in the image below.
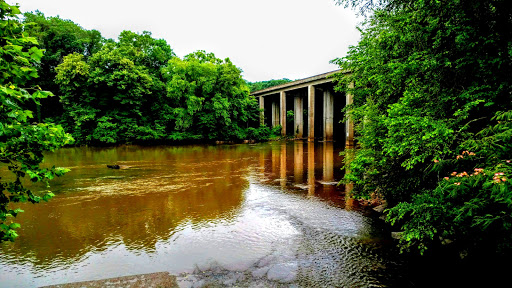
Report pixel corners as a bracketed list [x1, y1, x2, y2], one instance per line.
[1, 141, 413, 287]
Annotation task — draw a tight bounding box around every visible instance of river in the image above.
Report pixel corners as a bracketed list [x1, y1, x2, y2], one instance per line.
[1, 141, 411, 287]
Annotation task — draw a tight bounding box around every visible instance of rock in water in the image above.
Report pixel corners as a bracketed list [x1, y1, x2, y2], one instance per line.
[107, 164, 120, 169]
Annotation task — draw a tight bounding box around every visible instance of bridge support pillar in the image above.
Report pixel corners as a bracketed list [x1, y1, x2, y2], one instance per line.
[271, 98, 280, 128]
[259, 96, 264, 126]
[294, 94, 303, 138]
[346, 83, 354, 147]
[280, 91, 286, 136]
[308, 85, 315, 142]
[323, 89, 334, 141]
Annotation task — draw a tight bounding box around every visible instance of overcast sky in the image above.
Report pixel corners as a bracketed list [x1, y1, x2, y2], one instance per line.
[14, 0, 361, 82]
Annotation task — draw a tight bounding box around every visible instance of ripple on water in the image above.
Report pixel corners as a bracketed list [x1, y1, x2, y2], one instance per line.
[1, 144, 405, 288]
[172, 182, 395, 286]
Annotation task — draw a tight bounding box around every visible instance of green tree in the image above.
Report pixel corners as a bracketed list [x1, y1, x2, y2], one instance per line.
[22, 11, 104, 120]
[0, 1, 73, 242]
[247, 78, 293, 92]
[56, 31, 175, 144]
[333, 0, 512, 255]
[162, 50, 259, 141]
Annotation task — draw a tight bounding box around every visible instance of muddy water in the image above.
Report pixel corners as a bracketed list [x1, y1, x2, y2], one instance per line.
[0, 141, 407, 287]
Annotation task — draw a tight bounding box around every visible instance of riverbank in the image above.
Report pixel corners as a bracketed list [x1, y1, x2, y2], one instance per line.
[41, 272, 178, 288]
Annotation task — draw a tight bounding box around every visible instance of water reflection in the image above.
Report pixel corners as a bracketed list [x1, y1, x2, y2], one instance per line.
[0, 142, 394, 288]
[259, 141, 345, 203]
[323, 142, 334, 182]
[1, 146, 250, 267]
[293, 141, 304, 183]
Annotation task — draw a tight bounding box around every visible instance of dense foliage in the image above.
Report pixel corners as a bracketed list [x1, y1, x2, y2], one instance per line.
[22, 11, 103, 120]
[54, 30, 176, 144]
[17, 12, 267, 145]
[333, 0, 512, 256]
[161, 51, 261, 141]
[0, 1, 72, 242]
[247, 78, 292, 92]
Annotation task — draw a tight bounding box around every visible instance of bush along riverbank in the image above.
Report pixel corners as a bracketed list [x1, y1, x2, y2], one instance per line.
[334, 0, 512, 261]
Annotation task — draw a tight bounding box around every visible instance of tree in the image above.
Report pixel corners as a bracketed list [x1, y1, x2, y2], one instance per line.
[0, 1, 73, 242]
[55, 31, 176, 144]
[333, 0, 512, 255]
[22, 11, 104, 120]
[247, 78, 293, 93]
[162, 50, 259, 141]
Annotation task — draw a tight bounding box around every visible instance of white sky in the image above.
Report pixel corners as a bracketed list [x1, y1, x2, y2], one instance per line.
[14, 0, 361, 82]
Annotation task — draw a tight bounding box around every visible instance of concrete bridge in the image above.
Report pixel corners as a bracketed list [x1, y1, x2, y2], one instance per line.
[251, 70, 353, 146]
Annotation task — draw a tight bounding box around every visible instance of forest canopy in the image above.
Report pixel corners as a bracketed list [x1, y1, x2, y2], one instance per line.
[19, 11, 269, 145]
[247, 78, 293, 92]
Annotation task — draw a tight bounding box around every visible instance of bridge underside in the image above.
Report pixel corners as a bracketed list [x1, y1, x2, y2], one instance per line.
[253, 71, 354, 146]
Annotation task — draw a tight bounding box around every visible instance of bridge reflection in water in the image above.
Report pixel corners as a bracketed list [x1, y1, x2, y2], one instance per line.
[256, 141, 350, 207]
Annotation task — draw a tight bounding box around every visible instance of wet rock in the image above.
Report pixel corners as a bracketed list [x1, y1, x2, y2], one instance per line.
[248, 283, 269, 288]
[391, 231, 404, 240]
[176, 274, 197, 288]
[41, 272, 178, 288]
[267, 262, 298, 283]
[192, 279, 205, 288]
[222, 260, 256, 271]
[251, 266, 270, 278]
[373, 202, 388, 213]
[222, 272, 245, 285]
[195, 260, 219, 272]
[439, 236, 453, 245]
[256, 254, 276, 268]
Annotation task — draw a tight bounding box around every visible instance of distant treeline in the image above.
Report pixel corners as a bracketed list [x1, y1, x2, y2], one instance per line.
[22, 11, 287, 145]
[247, 79, 293, 92]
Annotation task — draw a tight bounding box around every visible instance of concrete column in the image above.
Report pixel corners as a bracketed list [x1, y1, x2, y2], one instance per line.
[259, 96, 264, 126]
[280, 91, 286, 136]
[323, 89, 334, 141]
[271, 98, 280, 128]
[308, 85, 315, 142]
[294, 94, 303, 138]
[346, 83, 354, 147]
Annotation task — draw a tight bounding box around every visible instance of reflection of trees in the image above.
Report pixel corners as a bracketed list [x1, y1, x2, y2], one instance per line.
[1, 145, 254, 267]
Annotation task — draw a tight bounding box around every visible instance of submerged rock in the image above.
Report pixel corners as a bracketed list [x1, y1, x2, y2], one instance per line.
[266, 262, 298, 283]
[391, 231, 404, 240]
[372, 202, 388, 213]
[107, 164, 132, 169]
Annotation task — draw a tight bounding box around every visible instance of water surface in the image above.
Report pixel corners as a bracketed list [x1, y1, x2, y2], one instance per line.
[0, 141, 405, 287]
